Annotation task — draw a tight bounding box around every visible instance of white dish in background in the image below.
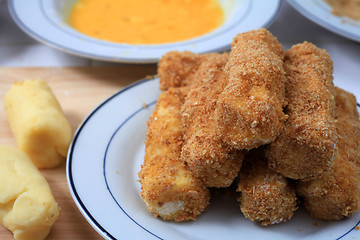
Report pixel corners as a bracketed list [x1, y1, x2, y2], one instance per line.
[8, 0, 281, 63]
[67, 77, 360, 240]
[287, 0, 360, 43]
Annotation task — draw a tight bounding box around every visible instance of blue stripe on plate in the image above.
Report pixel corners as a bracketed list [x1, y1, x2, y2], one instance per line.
[337, 219, 360, 240]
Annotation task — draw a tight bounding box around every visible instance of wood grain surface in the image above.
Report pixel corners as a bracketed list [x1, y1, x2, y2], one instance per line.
[0, 65, 157, 240]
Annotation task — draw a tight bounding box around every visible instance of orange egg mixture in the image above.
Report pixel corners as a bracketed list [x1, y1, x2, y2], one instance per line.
[69, 0, 225, 44]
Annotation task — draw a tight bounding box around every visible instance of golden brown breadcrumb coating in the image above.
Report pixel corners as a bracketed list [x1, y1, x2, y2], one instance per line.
[237, 149, 298, 226]
[158, 51, 203, 91]
[266, 42, 338, 181]
[215, 28, 287, 150]
[296, 87, 360, 220]
[180, 52, 243, 188]
[138, 87, 210, 221]
[158, 51, 230, 91]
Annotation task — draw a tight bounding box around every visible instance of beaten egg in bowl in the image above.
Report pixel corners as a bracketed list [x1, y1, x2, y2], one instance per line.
[68, 0, 225, 45]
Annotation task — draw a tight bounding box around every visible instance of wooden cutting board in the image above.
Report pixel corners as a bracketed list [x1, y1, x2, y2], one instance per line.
[0, 65, 157, 240]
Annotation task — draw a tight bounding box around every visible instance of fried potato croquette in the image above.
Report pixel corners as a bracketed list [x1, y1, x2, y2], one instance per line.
[296, 87, 360, 220]
[158, 51, 232, 91]
[158, 51, 204, 91]
[181, 52, 243, 188]
[4, 79, 72, 169]
[138, 87, 210, 221]
[0, 146, 60, 240]
[266, 42, 338, 180]
[237, 149, 297, 226]
[215, 28, 287, 150]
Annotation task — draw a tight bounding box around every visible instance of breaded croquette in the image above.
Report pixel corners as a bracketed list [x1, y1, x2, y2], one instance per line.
[296, 87, 360, 220]
[215, 28, 287, 150]
[158, 51, 231, 91]
[138, 87, 210, 221]
[180, 52, 243, 188]
[158, 51, 204, 91]
[266, 42, 338, 180]
[237, 149, 297, 226]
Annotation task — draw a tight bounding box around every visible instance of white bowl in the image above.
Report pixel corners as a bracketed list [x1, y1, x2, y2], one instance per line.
[288, 0, 360, 43]
[9, 0, 282, 63]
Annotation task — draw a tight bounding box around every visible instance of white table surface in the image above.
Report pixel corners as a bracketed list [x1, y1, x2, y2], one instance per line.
[0, 0, 359, 98]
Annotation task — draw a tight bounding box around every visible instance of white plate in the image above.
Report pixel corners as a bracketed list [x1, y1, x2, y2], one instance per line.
[67, 77, 360, 240]
[287, 0, 360, 43]
[8, 0, 281, 63]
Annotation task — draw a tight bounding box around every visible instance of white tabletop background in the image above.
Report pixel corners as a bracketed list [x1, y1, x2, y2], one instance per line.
[0, 0, 359, 99]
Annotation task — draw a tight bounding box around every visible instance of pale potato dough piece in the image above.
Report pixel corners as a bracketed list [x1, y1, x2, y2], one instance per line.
[4, 79, 72, 169]
[0, 146, 60, 240]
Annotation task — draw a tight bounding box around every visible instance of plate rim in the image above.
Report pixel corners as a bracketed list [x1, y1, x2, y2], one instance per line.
[66, 77, 156, 240]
